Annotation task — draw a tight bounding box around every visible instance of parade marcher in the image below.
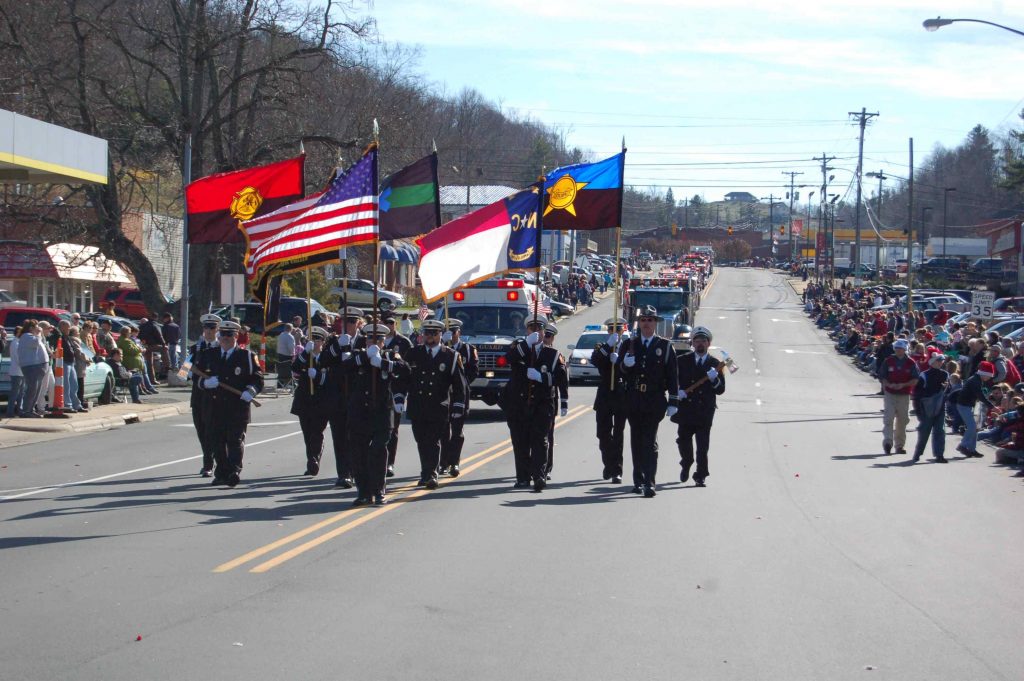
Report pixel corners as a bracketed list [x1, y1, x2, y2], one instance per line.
[620, 305, 679, 497]
[382, 311, 414, 478]
[340, 323, 409, 505]
[672, 325, 725, 487]
[290, 327, 336, 477]
[405, 319, 466, 489]
[879, 338, 919, 455]
[323, 306, 366, 487]
[440, 318, 478, 476]
[590, 317, 629, 483]
[189, 313, 221, 477]
[912, 353, 949, 463]
[541, 321, 569, 480]
[500, 316, 561, 491]
[193, 320, 264, 487]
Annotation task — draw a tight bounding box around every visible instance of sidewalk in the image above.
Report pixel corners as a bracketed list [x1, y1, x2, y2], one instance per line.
[0, 385, 193, 446]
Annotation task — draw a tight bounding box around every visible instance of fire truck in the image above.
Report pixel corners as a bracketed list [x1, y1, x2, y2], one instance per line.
[623, 274, 700, 352]
[435, 276, 547, 406]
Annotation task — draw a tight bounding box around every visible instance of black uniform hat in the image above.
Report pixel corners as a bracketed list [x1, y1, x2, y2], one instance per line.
[637, 304, 659, 318]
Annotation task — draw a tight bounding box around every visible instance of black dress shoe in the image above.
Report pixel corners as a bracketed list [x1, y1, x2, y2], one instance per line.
[449, 465, 460, 478]
[895, 447, 907, 455]
[211, 477, 226, 486]
[425, 478, 439, 490]
[643, 486, 656, 498]
[353, 497, 370, 507]
[227, 472, 240, 488]
[602, 467, 612, 481]
[680, 464, 691, 483]
[200, 468, 212, 478]
[305, 460, 320, 476]
[631, 485, 643, 495]
[417, 478, 428, 487]
[334, 477, 353, 488]
[533, 477, 546, 492]
[386, 465, 395, 478]
[373, 494, 387, 505]
[612, 475, 622, 484]
[695, 478, 706, 487]
[513, 480, 529, 489]
[934, 457, 948, 463]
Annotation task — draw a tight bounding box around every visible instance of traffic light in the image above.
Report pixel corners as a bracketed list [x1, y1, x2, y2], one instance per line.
[779, 225, 785, 235]
[727, 226, 733, 236]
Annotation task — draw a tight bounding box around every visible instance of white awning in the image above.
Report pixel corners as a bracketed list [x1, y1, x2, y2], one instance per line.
[46, 243, 131, 283]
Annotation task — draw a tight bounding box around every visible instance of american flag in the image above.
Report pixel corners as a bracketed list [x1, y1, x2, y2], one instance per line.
[245, 149, 378, 278]
[418, 303, 430, 321]
[534, 297, 552, 316]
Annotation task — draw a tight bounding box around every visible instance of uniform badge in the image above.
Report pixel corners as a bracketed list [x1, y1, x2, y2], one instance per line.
[656, 348, 663, 357]
[541, 365, 549, 373]
[234, 366, 242, 375]
[440, 363, 446, 372]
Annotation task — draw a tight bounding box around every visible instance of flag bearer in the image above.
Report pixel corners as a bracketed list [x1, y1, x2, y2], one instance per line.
[324, 306, 365, 488]
[541, 321, 569, 479]
[190, 313, 222, 478]
[382, 311, 414, 478]
[290, 327, 336, 477]
[590, 317, 629, 484]
[440, 318, 478, 476]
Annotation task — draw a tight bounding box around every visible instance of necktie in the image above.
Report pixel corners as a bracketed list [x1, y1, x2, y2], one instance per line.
[222, 352, 227, 362]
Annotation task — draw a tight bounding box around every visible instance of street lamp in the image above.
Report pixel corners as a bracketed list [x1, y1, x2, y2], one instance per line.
[920, 206, 933, 246]
[923, 16, 1024, 38]
[942, 187, 956, 260]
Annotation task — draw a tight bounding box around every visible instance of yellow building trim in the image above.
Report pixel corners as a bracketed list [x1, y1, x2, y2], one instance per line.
[0, 150, 107, 185]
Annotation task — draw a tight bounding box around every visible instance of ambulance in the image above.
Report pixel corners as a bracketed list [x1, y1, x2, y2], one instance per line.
[434, 275, 548, 406]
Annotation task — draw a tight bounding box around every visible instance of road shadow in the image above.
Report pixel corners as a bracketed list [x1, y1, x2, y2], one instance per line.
[0, 535, 111, 550]
[832, 452, 895, 461]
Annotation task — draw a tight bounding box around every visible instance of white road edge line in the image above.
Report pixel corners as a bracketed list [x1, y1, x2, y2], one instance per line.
[0, 431, 302, 501]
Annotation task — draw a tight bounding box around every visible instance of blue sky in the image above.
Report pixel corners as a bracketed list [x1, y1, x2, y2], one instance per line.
[371, 0, 1024, 208]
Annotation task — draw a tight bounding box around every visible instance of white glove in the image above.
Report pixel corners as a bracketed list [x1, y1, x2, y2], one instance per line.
[678, 389, 687, 399]
[307, 367, 317, 379]
[369, 353, 382, 368]
[338, 333, 352, 347]
[202, 376, 219, 389]
[607, 333, 619, 347]
[623, 354, 636, 368]
[442, 330, 453, 343]
[526, 331, 541, 346]
[304, 341, 314, 353]
[560, 401, 568, 417]
[526, 367, 543, 382]
[666, 405, 678, 417]
[451, 408, 463, 419]
[342, 351, 352, 361]
[707, 367, 719, 382]
[393, 399, 405, 414]
[610, 352, 619, 363]
[621, 331, 631, 340]
[240, 390, 254, 403]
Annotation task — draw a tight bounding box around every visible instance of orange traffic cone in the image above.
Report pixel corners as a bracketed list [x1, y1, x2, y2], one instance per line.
[46, 338, 70, 419]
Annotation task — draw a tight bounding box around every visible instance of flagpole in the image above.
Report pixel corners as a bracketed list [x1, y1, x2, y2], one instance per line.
[306, 267, 314, 395]
[181, 135, 191, 353]
[372, 119, 381, 399]
[534, 172, 545, 328]
[610, 139, 627, 389]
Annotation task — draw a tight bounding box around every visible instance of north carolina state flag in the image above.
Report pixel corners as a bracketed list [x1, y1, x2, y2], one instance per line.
[185, 156, 304, 244]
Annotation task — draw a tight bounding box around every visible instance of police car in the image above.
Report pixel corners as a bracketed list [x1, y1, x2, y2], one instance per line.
[566, 325, 606, 383]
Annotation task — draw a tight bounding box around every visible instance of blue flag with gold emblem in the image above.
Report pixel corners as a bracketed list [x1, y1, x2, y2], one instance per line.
[542, 152, 625, 231]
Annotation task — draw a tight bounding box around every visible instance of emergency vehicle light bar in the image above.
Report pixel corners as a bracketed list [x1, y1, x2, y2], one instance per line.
[498, 279, 524, 288]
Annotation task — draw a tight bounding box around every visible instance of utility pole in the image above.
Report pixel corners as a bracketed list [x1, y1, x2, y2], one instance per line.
[762, 194, 779, 258]
[866, 171, 889, 272]
[942, 187, 956, 260]
[907, 138, 915, 310]
[813, 153, 836, 283]
[683, 197, 688, 229]
[849, 108, 879, 276]
[782, 171, 804, 261]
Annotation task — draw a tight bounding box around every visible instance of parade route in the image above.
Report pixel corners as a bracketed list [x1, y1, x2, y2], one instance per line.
[1, 267, 1022, 681]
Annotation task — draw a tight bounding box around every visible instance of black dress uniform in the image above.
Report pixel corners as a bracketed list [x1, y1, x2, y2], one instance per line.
[289, 328, 339, 477]
[672, 348, 725, 486]
[384, 329, 414, 473]
[194, 332, 264, 487]
[340, 327, 409, 505]
[323, 324, 366, 486]
[619, 318, 678, 496]
[405, 328, 466, 488]
[188, 317, 221, 477]
[441, 330, 478, 474]
[591, 325, 628, 483]
[500, 329, 561, 491]
[544, 323, 569, 478]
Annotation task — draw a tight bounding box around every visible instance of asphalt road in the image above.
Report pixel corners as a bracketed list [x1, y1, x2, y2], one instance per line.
[1, 268, 1022, 681]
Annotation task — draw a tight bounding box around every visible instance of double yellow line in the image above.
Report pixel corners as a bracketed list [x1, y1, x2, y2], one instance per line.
[215, 404, 592, 573]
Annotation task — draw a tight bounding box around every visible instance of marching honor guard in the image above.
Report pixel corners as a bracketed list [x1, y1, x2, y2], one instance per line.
[382, 312, 414, 478]
[672, 326, 725, 487]
[340, 323, 409, 506]
[405, 319, 466, 488]
[500, 317, 561, 492]
[619, 305, 679, 498]
[193, 320, 264, 487]
[541, 321, 569, 479]
[290, 327, 336, 477]
[440, 318, 478, 476]
[323, 306, 365, 488]
[590, 317, 629, 484]
[190, 313, 222, 477]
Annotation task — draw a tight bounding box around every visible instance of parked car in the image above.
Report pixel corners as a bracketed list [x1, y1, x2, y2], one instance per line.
[1, 342, 116, 406]
[0, 289, 26, 305]
[0, 306, 73, 332]
[548, 300, 574, 319]
[969, 258, 1004, 277]
[921, 294, 969, 312]
[330, 279, 405, 311]
[100, 287, 149, 318]
[983, 317, 1024, 338]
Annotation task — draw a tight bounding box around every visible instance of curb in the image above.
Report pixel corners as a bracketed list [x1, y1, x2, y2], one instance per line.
[1, 403, 191, 434]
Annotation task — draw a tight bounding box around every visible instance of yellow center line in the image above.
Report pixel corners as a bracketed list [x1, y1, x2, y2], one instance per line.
[214, 404, 590, 573]
[248, 405, 591, 573]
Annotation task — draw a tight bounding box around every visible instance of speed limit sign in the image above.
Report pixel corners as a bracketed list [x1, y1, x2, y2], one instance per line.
[971, 291, 995, 319]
